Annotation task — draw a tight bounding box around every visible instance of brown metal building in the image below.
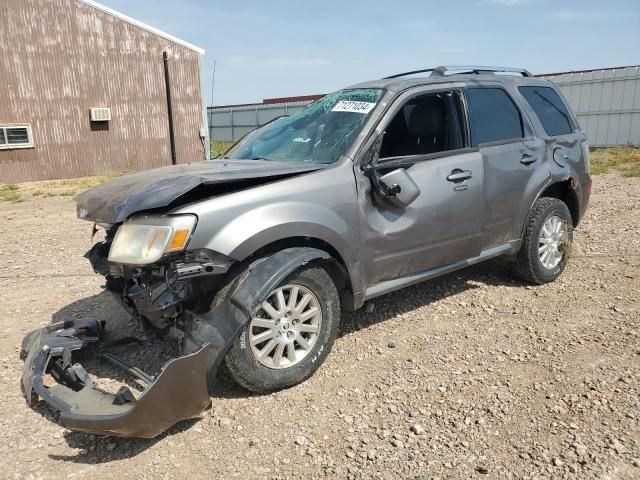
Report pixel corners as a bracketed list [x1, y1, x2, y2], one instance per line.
[0, 0, 207, 182]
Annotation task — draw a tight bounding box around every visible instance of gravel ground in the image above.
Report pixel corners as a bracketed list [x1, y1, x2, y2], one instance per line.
[1, 173, 638, 480]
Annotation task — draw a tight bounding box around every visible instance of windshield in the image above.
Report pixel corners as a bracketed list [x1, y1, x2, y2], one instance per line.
[224, 88, 383, 164]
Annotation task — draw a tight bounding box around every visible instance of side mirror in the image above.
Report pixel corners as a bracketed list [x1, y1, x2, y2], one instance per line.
[375, 168, 421, 207]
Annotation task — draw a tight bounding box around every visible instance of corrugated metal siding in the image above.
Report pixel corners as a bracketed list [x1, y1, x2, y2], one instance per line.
[0, 0, 204, 182]
[210, 67, 640, 147]
[540, 66, 640, 147]
[208, 101, 314, 143]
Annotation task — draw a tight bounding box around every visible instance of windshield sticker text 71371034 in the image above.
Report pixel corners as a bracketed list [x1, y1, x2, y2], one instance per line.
[331, 101, 376, 114]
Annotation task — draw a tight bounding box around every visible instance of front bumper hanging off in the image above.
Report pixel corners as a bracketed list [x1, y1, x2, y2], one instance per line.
[20, 247, 333, 438]
[20, 319, 211, 438]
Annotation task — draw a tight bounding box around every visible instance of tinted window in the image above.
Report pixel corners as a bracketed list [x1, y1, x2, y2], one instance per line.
[466, 88, 523, 146]
[519, 86, 573, 136]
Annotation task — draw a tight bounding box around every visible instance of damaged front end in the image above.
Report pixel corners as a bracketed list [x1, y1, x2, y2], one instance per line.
[21, 319, 211, 438]
[19, 159, 333, 438]
[20, 223, 245, 438]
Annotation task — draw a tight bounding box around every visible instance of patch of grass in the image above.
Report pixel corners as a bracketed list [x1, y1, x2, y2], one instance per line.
[96, 171, 122, 183]
[32, 191, 56, 198]
[619, 162, 640, 177]
[211, 140, 234, 159]
[0, 184, 23, 202]
[8, 171, 124, 201]
[17, 171, 124, 199]
[590, 146, 640, 175]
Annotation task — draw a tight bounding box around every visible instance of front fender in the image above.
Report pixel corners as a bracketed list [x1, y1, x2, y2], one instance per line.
[202, 201, 355, 266]
[173, 160, 362, 295]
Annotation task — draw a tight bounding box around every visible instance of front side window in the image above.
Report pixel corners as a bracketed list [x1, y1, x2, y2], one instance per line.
[518, 86, 573, 136]
[465, 88, 523, 147]
[379, 91, 464, 159]
[225, 88, 383, 164]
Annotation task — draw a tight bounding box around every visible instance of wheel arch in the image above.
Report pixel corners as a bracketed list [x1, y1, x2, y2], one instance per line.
[537, 178, 580, 227]
[522, 176, 580, 235]
[234, 236, 358, 312]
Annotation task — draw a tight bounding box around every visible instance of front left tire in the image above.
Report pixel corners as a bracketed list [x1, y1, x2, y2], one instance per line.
[224, 265, 341, 393]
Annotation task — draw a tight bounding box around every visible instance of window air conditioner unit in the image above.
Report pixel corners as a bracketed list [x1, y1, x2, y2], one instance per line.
[90, 107, 112, 122]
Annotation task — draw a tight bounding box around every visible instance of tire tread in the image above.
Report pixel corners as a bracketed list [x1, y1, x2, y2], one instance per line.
[224, 266, 340, 393]
[514, 197, 572, 285]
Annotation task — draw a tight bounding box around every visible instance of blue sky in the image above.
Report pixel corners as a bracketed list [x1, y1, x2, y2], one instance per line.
[96, 0, 640, 105]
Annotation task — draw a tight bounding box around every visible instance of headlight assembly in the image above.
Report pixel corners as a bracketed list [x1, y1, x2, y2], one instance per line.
[108, 214, 197, 265]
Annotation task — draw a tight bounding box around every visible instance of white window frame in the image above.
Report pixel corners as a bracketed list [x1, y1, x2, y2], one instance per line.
[0, 124, 34, 150]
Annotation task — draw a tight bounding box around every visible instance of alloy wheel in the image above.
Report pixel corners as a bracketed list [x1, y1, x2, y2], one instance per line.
[538, 215, 567, 269]
[249, 284, 322, 369]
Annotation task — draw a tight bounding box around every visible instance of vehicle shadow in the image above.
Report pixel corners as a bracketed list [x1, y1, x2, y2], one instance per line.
[40, 257, 525, 463]
[210, 258, 526, 400]
[48, 418, 201, 463]
[339, 257, 524, 337]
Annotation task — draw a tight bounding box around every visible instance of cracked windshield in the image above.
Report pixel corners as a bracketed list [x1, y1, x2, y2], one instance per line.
[225, 88, 383, 164]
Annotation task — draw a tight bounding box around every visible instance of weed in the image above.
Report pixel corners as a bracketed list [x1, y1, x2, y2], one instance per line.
[211, 140, 234, 159]
[17, 172, 124, 199]
[620, 162, 640, 177]
[96, 171, 122, 184]
[0, 184, 23, 202]
[590, 146, 640, 175]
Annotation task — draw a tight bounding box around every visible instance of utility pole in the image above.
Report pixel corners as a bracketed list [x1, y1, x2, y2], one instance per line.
[211, 60, 217, 106]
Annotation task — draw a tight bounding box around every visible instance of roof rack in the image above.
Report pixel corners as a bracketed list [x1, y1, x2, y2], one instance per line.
[384, 68, 436, 79]
[384, 65, 532, 79]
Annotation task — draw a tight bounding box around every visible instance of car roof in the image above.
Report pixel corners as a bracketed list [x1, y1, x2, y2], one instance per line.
[348, 66, 554, 94]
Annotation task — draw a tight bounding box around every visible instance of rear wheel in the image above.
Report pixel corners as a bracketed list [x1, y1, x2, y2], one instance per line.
[514, 197, 573, 284]
[225, 265, 341, 393]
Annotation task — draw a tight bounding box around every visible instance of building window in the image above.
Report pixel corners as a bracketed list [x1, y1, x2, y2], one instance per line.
[0, 125, 34, 149]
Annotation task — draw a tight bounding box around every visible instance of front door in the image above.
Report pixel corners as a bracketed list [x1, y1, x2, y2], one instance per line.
[355, 88, 485, 286]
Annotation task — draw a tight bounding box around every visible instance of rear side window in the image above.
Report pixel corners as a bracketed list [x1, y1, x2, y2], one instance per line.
[465, 88, 523, 146]
[519, 86, 573, 136]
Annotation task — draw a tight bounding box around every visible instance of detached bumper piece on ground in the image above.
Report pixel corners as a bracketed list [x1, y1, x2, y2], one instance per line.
[20, 319, 211, 438]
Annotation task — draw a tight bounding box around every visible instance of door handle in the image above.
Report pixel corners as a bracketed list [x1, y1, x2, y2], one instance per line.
[446, 169, 473, 182]
[520, 154, 537, 165]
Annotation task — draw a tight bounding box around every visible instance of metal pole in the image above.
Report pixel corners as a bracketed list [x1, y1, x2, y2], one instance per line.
[211, 60, 216, 106]
[163, 51, 177, 165]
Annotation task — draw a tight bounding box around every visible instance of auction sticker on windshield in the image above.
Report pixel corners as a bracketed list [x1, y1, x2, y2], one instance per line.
[332, 101, 376, 114]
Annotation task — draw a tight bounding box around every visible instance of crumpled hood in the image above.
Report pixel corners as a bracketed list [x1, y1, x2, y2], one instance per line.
[76, 160, 325, 224]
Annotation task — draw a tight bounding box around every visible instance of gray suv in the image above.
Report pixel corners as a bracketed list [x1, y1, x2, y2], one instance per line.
[21, 65, 591, 438]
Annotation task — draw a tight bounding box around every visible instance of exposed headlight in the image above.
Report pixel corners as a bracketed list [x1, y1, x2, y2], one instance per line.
[108, 214, 197, 265]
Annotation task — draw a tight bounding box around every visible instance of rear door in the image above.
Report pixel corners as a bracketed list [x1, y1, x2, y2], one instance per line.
[517, 84, 587, 183]
[464, 85, 549, 247]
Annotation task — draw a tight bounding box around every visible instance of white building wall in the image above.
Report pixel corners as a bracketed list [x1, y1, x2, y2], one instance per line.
[540, 66, 640, 147]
